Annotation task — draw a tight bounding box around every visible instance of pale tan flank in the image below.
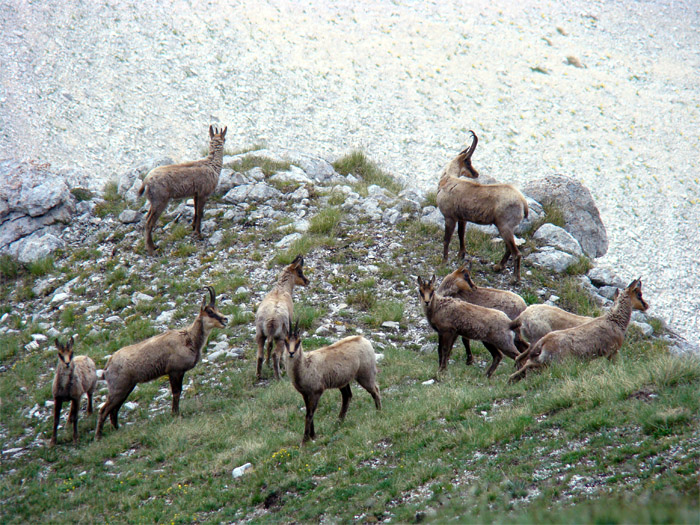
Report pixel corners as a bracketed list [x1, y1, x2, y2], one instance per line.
[438, 264, 527, 364]
[139, 125, 227, 254]
[51, 336, 97, 446]
[284, 322, 381, 444]
[436, 131, 529, 282]
[95, 287, 227, 439]
[418, 275, 523, 378]
[254, 255, 309, 381]
[509, 279, 649, 383]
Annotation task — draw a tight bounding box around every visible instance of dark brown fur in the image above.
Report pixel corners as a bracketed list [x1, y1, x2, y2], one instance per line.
[95, 287, 227, 439]
[50, 337, 97, 446]
[284, 324, 381, 444]
[139, 126, 227, 254]
[418, 275, 523, 378]
[509, 279, 649, 383]
[436, 132, 529, 282]
[438, 264, 528, 365]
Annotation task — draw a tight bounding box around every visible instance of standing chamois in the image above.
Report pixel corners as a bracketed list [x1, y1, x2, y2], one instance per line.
[50, 337, 97, 446]
[438, 264, 527, 365]
[509, 279, 649, 383]
[139, 125, 227, 254]
[418, 275, 523, 378]
[255, 255, 309, 381]
[436, 131, 529, 282]
[284, 320, 381, 444]
[95, 287, 227, 439]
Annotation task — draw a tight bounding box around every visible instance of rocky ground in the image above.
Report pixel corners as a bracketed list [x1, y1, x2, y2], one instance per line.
[1, 0, 699, 343]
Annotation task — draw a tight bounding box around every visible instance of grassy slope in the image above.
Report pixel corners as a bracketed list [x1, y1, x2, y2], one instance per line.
[0, 155, 698, 524]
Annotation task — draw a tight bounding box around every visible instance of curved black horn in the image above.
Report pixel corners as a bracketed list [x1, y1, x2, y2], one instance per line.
[465, 130, 478, 158]
[204, 286, 216, 305]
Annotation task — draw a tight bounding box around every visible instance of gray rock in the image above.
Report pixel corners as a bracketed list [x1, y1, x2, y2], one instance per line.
[533, 223, 583, 256]
[597, 285, 619, 300]
[276, 232, 302, 248]
[289, 186, 310, 201]
[227, 148, 338, 182]
[358, 198, 383, 220]
[50, 291, 70, 304]
[587, 267, 626, 288]
[222, 182, 282, 204]
[209, 231, 224, 245]
[14, 231, 65, 263]
[131, 292, 154, 304]
[104, 315, 124, 324]
[294, 219, 310, 232]
[118, 209, 141, 224]
[522, 174, 608, 258]
[398, 187, 426, 204]
[630, 321, 654, 337]
[270, 166, 312, 185]
[216, 169, 248, 194]
[155, 310, 175, 325]
[420, 206, 444, 227]
[382, 207, 402, 226]
[528, 247, 577, 273]
[0, 159, 74, 218]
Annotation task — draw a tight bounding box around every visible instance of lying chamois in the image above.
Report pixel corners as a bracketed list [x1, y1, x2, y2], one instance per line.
[95, 287, 227, 439]
[284, 320, 381, 443]
[513, 283, 650, 345]
[436, 131, 529, 282]
[139, 125, 227, 254]
[255, 255, 309, 381]
[438, 264, 527, 364]
[418, 275, 522, 378]
[509, 279, 649, 383]
[50, 337, 97, 446]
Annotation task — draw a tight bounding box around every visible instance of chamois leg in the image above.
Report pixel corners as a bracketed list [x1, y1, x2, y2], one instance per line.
[436, 333, 446, 373]
[357, 375, 382, 410]
[302, 392, 321, 443]
[193, 193, 207, 238]
[86, 390, 93, 415]
[109, 386, 135, 430]
[169, 372, 185, 415]
[515, 346, 531, 366]
[462, 337, 474, 365]
[51, 399, 63, 446]
[272, 339, 284, 380]
[442, 332, 457, 371]
[495, 225, 521, 283]
[144, 201, 167, 255]
[457, 220, 467, 260]
[265, 339, 274, 367]
[255, 330, 266, 380]
[339, 384, 352, 421]
[483, 342, 504, 378]
[442, 217, 457, 263]
[508, 360, 540, 383]
[69, 399, 79, 444]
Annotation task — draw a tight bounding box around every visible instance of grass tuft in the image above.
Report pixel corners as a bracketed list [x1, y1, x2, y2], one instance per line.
[333, 151, 403, 195]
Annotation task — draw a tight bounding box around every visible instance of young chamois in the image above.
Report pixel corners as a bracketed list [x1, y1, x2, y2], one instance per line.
[509, 279, 649, 383]
[436, 131, 529, 282]
[418, 275, 522, 378]
[438, 264, 527, 365]
[284, 320, 381, 444]
[95, 287, 227, 439]
[139, 125, 227, 254]
[254, 255, 309, 381]
[50, 337, 97, 446]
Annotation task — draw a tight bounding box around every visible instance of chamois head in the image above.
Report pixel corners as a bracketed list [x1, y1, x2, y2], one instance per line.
[417, 275, 437, 306]
[454, 263, 477, 289]
[208, 125, 227, 152]
[287, 255, 310, 287]
[55, 336, 75, 369]
[613, 278, 649, 312]
[284, 318, 302, 359]
[199, 286, 228, 329]
[456, 131, 480, 179]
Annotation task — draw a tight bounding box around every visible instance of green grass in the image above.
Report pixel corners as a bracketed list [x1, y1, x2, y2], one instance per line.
[333, 150, 403, 195]
[225, 155, 292, 177]
[0, 150, 696, 524]
[94, 181, 128, 218]
[70, 188, 94, 202]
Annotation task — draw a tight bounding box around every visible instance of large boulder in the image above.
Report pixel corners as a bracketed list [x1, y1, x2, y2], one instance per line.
[522, 175, 608, 258]
[0, 160, 75, 261]
[533, 223, 583, 256]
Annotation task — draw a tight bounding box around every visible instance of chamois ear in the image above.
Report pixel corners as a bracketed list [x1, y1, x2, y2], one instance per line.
[417, 276, 423, 286]
[67, 336, 74, 351]
[429, 274, 436, 287]
[221, 126, 227, 137]
[626, 279, 639, 290]
[209, 125, 214, 138]
[291, 254, 303, 267]
[613, 289, 620, 301]
[55, 339, 62, 351]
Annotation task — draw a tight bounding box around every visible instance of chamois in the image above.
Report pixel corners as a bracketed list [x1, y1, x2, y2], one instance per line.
[436, 131, 529, 282]
[50, 337, 97, 446]
[254, 255, 309, 381]
[438, 264, 527, 364]
[284, 320, 381, 443]
[418, 275, 522, 378]
[139, 125, 227, 254]
[509, 279, 649, 383]
[95, 287, 227, 439]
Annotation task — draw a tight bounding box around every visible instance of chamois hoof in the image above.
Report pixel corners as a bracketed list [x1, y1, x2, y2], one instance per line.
[466, 356, 474, 366]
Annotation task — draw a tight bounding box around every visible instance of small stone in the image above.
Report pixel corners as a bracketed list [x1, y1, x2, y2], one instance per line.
[131, 292, 154, 304]
[276, 233, 302, 248]
[422, 379, 435, 385]
[232, 462, 252, 478]
[104, 315, 124, 324]
[50, 292, 70, 304]
[118, 209, 141, 224]
[381, 321, 400, 330]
